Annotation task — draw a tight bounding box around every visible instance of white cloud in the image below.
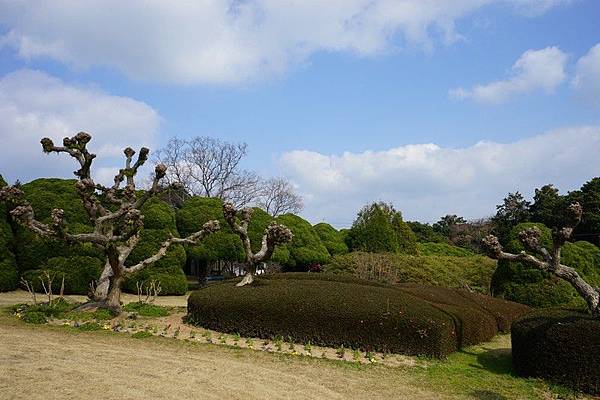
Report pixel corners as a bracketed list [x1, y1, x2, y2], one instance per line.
[0, 69, 161, 184]
[0, 1, 569, 85]
[280, 126, 600, 227]
[450, 46, 568, 103]
[572, 43, 600, 107]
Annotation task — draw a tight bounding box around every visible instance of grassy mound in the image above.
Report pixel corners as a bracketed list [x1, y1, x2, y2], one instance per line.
[325, 252, 496, 293]
[511, 309, 600, 395]
[188, 273, 528, 357]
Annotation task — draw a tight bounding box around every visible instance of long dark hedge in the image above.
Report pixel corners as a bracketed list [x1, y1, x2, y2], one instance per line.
[188, 273, 529, 357]
[511, 309, 600, 395]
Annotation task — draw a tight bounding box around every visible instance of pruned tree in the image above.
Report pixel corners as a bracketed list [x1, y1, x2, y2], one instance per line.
[482, 203, 600, 316]
[258, 177, 303, 217]
[222, 203, 293, 286]
[0, 132, 220, 312]
[154, 136, 261, 208]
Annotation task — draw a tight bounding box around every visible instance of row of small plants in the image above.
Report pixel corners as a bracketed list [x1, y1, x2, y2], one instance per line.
[9, 299, 394, 365]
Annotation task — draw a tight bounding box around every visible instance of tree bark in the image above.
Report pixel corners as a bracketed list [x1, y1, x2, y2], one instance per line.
[93, 261, 112, 300]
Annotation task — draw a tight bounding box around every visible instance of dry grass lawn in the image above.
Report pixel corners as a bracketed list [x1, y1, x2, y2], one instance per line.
[0, 313, 450, 400]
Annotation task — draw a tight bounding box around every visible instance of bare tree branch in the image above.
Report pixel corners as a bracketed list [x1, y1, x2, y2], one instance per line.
[223, 203, 293, 286]
[3, 132, 219, 313]
[482, 202, 599, 315]
[258, 177, 303, 216]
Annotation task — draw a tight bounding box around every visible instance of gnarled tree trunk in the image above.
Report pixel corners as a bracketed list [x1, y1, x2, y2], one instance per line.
[482, 203, 600, 316]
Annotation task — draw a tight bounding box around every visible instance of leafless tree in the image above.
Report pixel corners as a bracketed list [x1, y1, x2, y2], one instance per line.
[154, 136, 261, 208]
[223, 203, 293, 286]
[258, 177, 303, 217]
[482, 203, 600, 316]
[0, 132, 219, 312]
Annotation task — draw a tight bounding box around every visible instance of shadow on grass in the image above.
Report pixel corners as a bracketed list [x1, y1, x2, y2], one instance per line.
[470, 389, 508, 400]
[460, 347, 514, 376]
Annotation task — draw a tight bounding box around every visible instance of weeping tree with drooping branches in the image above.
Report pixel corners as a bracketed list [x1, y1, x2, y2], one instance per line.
[222, 202, 293, 286]
[482, 202, 600, 316]
[0, 132, 220, 312]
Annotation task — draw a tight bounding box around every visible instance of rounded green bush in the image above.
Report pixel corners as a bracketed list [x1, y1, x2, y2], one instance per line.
[123, 269, 188, 295]
[313, 223, 349, 256]
[275, 214, 330, 270]
[0, 256, 18, 292]
[188, 273, 529, 357]
[511, 309, 600, 395]
[491, 222, 600, 307]
[140, 197, 177, 230]
[22, 256, 103, 295]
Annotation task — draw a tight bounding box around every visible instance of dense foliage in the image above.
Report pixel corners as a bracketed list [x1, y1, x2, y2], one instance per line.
[274, 214, 330, 270]
[0, 174, 18, 291]
[511, 309, 600, 394]
[325, 252, 496, 293]
[124, 197, 188, 295]
[188, 273, 529, 357]
[416, 242, 475, 257]
[406, 221, 447, 243]
[313, 223, 349, 256]
[22, 256, 103, 294]
[491, 222, 600, 307]
[346, 202, 418, 254]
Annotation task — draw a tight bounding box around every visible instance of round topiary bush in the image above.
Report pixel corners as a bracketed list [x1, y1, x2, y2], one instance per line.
[313, 223, 349, 256]
[511, 309, 600, 395]
[188, 273, 530, 357]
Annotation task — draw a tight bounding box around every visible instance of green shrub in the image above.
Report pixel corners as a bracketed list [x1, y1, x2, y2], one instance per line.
[22, 256, 103, 295]
[21, 310, 47, 324]
[346, 202, 418, 255]
[77, 322, 102, 331]
[325, 252, 496, 293]
[123, 302, 170, 317]
[123, 269, 188, 295]
[275, 214, 330, 270]
[188, 273, 529, 357]
[313, 223, 349, 256]
[21, 178, 90, 225]
[139, 197, 177, 230]
[0, 256, 18, 292]
[511, 309, 600, 395]
[417, 242, 475, 257]
[491, 223, 600, 307]
[177, 197, 246, 264]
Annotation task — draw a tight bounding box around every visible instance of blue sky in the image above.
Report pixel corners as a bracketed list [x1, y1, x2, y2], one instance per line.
[0, 0, 599, 226]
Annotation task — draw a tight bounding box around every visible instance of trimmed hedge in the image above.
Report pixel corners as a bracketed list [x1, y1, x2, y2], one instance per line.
[188, 273, 529, 357]
[491, 223, 600, 308]
[22, 256, 103, 295]
[511, 309, 600, 395]
[325, 252, 496, 293]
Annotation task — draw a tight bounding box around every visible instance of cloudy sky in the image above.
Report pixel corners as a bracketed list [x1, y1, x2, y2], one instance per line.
[0, 0, 599, 226]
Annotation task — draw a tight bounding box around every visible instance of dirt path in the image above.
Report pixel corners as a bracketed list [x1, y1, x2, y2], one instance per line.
[0, 318, 455, 400]
[0, 290, 189, 308]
